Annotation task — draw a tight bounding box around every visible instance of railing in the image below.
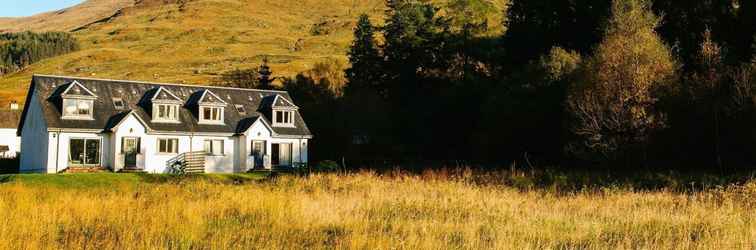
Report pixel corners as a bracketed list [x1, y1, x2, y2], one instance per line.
[167, 151, 206, 174]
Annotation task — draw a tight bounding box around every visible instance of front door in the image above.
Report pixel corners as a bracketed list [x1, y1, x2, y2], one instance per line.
[122, 137, 140, 168]
[251, 140, 265, 167]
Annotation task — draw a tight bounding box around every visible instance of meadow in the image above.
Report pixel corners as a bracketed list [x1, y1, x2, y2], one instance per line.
[0, 169, 754, 249]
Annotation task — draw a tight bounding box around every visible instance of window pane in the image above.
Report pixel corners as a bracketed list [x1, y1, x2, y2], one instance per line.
[203, 108, 211, 120]
[158, 105, 165, 118]
[69, 139, 85, 164]
[213, 140, 223, 155]
[85, 139, 100, 165]
[276, 111, 283, 123]
[171, 139, 178, 153]
[78, 100, 91, 115]
[159, 139, 166, 153]
[64, 100, 78, 116]
[204, 140, 211, 153]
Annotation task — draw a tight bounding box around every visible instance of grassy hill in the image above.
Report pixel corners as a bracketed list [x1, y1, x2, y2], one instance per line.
[0, 0, 507, 105]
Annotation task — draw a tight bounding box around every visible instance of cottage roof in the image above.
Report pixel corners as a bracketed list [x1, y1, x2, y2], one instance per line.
[19, 75, 311, 137]
[0, 109, 20, 129]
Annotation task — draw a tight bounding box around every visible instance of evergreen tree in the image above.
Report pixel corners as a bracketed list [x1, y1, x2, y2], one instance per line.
[345, 14, 382, 93]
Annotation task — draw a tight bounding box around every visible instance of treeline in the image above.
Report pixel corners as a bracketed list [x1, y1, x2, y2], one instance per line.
[0, 31, 79, 75]
[238, 0, 756, 170]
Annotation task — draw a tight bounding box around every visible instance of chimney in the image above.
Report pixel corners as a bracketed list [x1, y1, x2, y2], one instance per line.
[9, 101, 18, 110]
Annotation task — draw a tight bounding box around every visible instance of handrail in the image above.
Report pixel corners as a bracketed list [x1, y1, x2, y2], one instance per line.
[167, 151, 207, 174]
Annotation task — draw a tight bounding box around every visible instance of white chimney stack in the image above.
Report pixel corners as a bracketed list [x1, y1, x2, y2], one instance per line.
[9, 101, 18, 110]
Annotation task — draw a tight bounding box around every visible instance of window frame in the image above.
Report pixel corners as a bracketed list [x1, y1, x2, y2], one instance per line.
[272, 110, 295, 127]
[68, 138, 102, 166]
[204, 139, 225, 156]
[61, 98, 95, 120]
[250, 140, 266, 157]
[157, 138, 179, 154]
[152, 103, 181, 123]
[199, 106, 224, 125]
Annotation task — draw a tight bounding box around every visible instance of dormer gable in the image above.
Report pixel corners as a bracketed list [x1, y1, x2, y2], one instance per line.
[143, 87, 182, 123]
[198, 89, 227, 106]
[60, 80, 97, 99]
[58, 80, 96, 120]
[194, 89, 226, 125]
[266, 94, 298, 128]
[151, 87, 182, 104]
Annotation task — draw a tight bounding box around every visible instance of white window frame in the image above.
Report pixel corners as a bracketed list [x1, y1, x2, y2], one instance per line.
[61, 98, 95, 120]
[204, 139, 225, 156]
[152, 103, 181, 123]
[199, 106, 224, 125]
[273, 110, 295, 127]
[157, 138, 179, 154]
[68, 137, 102, 166]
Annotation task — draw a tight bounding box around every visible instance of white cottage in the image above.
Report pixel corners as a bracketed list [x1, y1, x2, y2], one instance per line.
[18, 75, 312, 173]
[0, 102, 21, 159]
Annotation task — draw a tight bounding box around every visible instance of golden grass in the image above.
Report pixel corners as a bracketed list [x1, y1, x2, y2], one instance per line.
[0, 172, 753, 249]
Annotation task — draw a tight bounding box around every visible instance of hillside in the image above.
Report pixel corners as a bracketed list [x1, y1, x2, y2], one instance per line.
[0, 0, 134, 33]
[0, 0, 507, 105]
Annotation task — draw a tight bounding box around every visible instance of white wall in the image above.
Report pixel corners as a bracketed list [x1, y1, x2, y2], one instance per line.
[19, 92, 49, 173]
[245, 121, 309, 169]
[49, 132, 111, 173]
[112, 115, 147, 171]
[0, 128, 20, 158]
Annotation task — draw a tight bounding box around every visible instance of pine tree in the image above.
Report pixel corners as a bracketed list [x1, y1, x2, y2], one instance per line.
[345, 14, 381, 94]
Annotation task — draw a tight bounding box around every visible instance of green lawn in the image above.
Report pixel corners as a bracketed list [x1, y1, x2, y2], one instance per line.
[0, 172, 271, 188]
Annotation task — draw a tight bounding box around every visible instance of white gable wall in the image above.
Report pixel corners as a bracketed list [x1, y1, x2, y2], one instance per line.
[112, 114, 147, 171]
[19, 92, 49, 173]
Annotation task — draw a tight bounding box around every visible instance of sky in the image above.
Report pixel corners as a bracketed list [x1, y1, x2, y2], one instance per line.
[0, 0, 84, 17]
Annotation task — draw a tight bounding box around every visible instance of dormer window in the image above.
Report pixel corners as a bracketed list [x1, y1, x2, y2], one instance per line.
[154, 104, 180, 122]
[149, 87, 182, 124]
[62, 99, 94, 120]
[201, 106, 223, 123]
[60, 81, 97, 120]
[196, 89, 227, 125]
[273, 110, 295, 127]
[269, 95, 298, 128]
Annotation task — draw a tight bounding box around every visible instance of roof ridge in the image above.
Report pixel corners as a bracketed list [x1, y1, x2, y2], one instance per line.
[32, 74, 290, 94]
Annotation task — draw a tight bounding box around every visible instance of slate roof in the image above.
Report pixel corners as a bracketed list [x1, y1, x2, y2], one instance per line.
[19, 75, 312, 137]
[0, 109, 21, 129]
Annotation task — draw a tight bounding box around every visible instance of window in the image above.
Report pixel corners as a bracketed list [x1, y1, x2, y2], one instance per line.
[113, 98, 125, 110]
[273, 110, 294, 127]
[62, 99, 94, 119]
[69, 138, 101, 165]
[153, 104, 180, 122]
[251, 140, 265, 157]
[204, 139, 224, 155]
[158, 138, 179, 154]
[235, 104, 246, 115]
[200, 106, 224, 124]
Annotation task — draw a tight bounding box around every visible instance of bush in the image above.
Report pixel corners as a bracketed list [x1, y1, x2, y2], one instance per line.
[314, 160, 340, 173]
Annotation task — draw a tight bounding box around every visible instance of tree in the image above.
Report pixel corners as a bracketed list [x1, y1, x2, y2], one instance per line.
[566, 0, 677, 165]
[219, 68, 259, 89]
[685, 30, 727, 170]
[345, 14, 382, 93]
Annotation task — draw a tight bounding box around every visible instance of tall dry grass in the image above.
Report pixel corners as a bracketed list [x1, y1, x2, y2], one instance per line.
[0, 172, 754, 249]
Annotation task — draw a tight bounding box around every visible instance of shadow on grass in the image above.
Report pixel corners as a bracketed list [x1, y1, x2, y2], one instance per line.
[135, 172, 272, 185]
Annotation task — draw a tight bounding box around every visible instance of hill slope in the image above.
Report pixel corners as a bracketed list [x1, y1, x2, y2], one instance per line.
[0, 0, 506, 105]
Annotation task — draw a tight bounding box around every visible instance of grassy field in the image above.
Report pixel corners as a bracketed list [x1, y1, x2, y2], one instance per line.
[0, 0, 508, 105]
[0, 170, 754, 249]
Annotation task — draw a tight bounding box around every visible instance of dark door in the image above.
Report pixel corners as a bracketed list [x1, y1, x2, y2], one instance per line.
[251, 141, 265, 166]
[122, 137, 139, 168]
[271, 143, 280, 166]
